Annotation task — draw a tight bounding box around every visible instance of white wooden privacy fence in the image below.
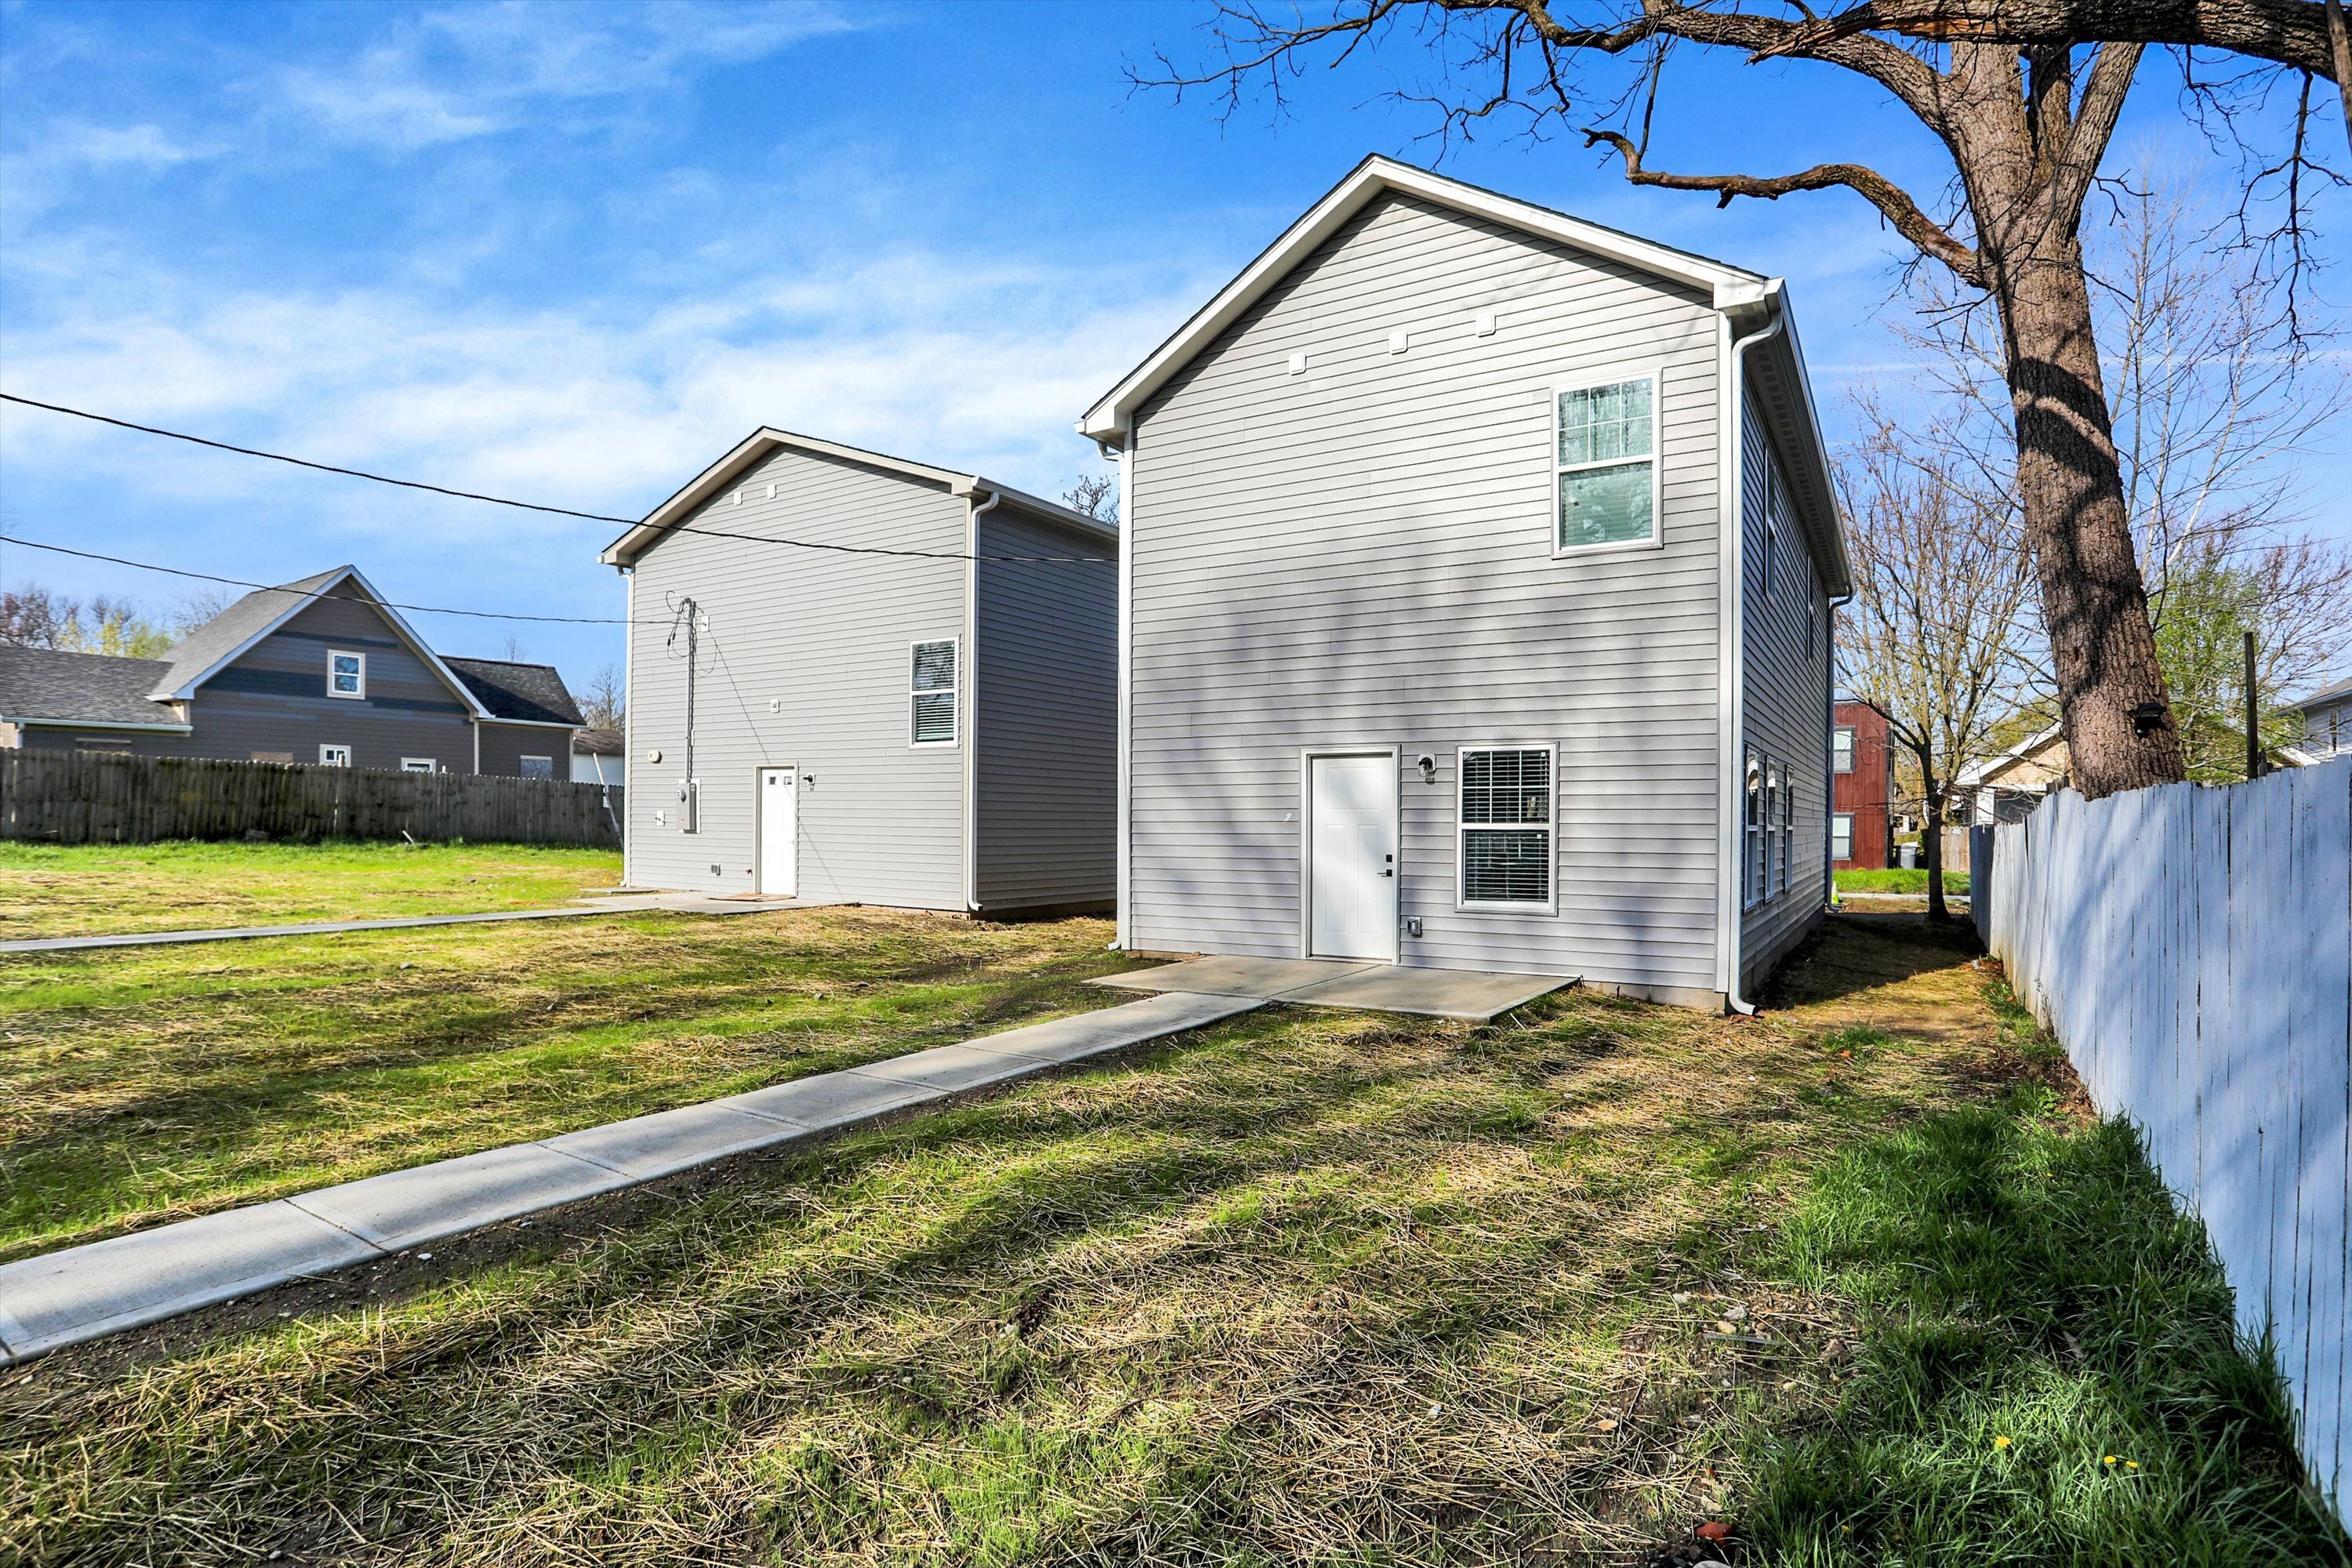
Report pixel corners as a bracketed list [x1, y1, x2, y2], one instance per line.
[1984, 757, 2349, 1511]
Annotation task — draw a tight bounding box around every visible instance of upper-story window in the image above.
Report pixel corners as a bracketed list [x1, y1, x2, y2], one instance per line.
[328, 651, 365, 699]
[910, 639, 958, 746]
[1555, 374, 1657, 553]
[1834, 727, 1857, 774]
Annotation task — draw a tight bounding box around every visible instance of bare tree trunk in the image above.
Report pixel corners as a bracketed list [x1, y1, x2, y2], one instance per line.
[1922, 767, 1951, 923]
[1994, 246, 2188, 795]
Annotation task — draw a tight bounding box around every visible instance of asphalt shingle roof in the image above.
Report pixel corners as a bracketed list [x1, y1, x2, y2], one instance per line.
[572, 725, 623, 757]
[0, 646, 180, 726]
[145, 567, 350, 700]
[445, 658, 584, 726]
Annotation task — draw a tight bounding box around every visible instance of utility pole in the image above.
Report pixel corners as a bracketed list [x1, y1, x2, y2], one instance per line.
[2244, 630, 2263, 781]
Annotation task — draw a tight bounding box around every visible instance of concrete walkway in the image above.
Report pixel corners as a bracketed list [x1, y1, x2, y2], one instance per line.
[0, 891, 815, 955]
[0, 988, 1261, 1366]
[1093, 954, 1577, 1022]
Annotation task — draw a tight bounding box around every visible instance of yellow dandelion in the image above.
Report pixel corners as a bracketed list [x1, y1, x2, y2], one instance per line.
[1993, 1435, 2012, 1449]
[2126, 1461, 2140, 1470]
[2103, 1455, 2118, 1467]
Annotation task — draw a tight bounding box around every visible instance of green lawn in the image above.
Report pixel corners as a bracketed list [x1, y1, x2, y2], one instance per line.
[2, 913, 2333, 1566]
[0, 907, 1136, 1261]
[1835, 866, 1970, 895]
[0, 839, 623, 938]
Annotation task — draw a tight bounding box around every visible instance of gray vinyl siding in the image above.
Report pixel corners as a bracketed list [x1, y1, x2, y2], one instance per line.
[972, 506, 1117, 910]
[1126, 191, 1725, 990]
[22, 591, 477, 768]
[475, 720, 572, 777]
[1737, 390, 1832, 988]
[622, 445, 967, 906]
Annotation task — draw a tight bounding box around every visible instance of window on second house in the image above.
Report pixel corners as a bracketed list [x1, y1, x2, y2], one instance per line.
[1831, 812, 1854, 862]
[910, 639, 958, 746]
[1555, 376, 1657, 552]
[318, 745, 351, 768]
[328, 650, 365, 699]
[1834, 726, 1856, 774]
[520, 755, 554, 779]
[401, 757, 435, 773]
[1458, 746, 1554, 908]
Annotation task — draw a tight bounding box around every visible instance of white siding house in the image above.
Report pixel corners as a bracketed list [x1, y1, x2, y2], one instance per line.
[601, 430, 1118, 914]
[1080, 158, 1848, 1009]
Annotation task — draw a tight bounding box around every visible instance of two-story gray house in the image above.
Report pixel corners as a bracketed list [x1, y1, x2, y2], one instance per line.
[600, 429, 1118, 913]
[1079, 157, 1849, 1009]
[0, 566, 583, 775]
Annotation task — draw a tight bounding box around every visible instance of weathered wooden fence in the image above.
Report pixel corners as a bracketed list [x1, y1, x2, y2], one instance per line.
[1985, 758, 2348, 1511]
[0, 751, 620, 848]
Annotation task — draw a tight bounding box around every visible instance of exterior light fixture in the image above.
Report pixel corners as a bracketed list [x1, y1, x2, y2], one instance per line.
[1417, 753, 1437, 782]
[2129, 701, 2169, 737]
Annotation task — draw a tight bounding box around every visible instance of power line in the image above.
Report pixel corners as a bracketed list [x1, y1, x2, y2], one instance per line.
[0, 535, 634, 625]
[1, 390, 1118, 564]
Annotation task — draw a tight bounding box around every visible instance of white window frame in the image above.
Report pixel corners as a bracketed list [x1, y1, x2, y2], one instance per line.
[328, 649, 365, 700]
[1455, 742, 1559, 915]
[519, 754, 554, 779]
[909, 637, 959, 748]
[1831, 811, 1855, 863]
[1551, 367, 1664, 558]
[1834, 726, 1857, 775]
[401, 757, 436, 773]
[1742, 746, 1766, 910]
[318, 745, 351, 768]
[1769, 758, 1790, 897]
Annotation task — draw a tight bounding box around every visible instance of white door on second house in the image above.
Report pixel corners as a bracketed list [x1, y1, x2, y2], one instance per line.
[757, 767, 797, 897]
[1308, 753, 1397, 960]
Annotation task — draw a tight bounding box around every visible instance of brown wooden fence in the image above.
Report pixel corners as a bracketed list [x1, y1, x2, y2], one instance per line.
[0, 751, 621, 848]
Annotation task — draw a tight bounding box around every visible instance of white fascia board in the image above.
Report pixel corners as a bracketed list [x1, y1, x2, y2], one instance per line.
[8, 715, 194, 734]
[1078, 154, 1768, 444]
[147, 564, 361, 702]
[950, 477, 1121, 546]
[1757, 296, 1853, 597]
[604, 427, 979, 566]
[473, 717, 583, 729]
[339, 568, 498, 720]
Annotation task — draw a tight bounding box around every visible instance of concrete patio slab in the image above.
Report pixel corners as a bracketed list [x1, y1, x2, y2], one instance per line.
[847, 1041, 1062, 1094]
[1272, 964, 1577, 1021]
[539, 1102, 813, 1182]
[0, 1200, 379, 1366]
[1091, 955, 1378, 999]
[289, 1142, 633, 1252]
[962, 990, 1266, 1063]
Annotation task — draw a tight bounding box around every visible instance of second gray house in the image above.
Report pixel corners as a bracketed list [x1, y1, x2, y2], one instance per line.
[601, 430, 1118, 913]
[1080, 157, 1851, 1009]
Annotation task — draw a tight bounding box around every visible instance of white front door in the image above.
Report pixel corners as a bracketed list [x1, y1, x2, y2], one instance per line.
[757, 767, 797, 896]
[1308, 753, 1398, 960]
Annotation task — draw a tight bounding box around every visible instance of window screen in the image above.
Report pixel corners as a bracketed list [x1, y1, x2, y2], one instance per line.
[1459, 747, 1552, 906]
[910, 640, 958, 745]
[1832, 813, 1854, 862]
[520, 756, 554, 779]
[1556, 378, 1655, 550]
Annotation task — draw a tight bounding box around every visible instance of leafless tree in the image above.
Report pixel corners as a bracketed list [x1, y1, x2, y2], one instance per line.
[170, 586, 241, 635]
[500, 631, 529, 663]
[576, 662, 626, 731]
[1142, 2, 2348, 798]
[1062, 473, 1120, 522]
[1839, 408, 2042, 917]
[0, 585, 82, 649]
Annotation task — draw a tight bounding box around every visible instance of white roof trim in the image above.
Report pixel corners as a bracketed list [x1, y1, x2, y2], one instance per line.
[1957, 722, 2065, 787]
[601, 427, 1116, 567]
[1078, 154, 1769, 445]
[154, 566, 495, 719]
[5, 715, 194, 735]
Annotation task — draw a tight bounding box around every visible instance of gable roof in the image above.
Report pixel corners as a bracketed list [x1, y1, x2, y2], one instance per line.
[572, 725, 624, 757]
[1956, 723, 2066, 788]
[2289, 673, 2352, 713]
[600, 427, 1119, 568]
[0, 645, 187, 729]
[1076, 154, 1848, 595]
[445, 657, 585, 726]
[147, 564, 492, 718]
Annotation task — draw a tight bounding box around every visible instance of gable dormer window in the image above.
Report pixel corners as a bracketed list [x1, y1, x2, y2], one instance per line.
[328, 651, 365, 699]
[1555, 373, 1659, 554]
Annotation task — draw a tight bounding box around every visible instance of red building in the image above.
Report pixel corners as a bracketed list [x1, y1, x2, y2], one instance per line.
[1831, 700, 1895, 869]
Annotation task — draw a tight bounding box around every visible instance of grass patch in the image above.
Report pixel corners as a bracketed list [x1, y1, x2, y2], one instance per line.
[0, 908, 1137, 1258]
[0, 838, 622, 937]
[0, 916, 2331, 1566]
[1836, 868, 1970, 895]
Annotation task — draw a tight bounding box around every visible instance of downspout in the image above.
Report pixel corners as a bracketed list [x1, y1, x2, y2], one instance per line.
[1823, 588, 1853, 912]
[1718, 291, 1787, 1016]
[1112, 434, 1134, 949]
[961, 485, 1000, 915]
[621, 566, 636, 889]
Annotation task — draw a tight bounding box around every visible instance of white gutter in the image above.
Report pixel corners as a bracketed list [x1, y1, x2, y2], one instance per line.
[1717, 289, 1788, 1016]
[5, 716, 192, 734]
[1823, 590, 1853, 910]
[960, 484, 1000, 914]
[621, 568, 637, 891]
[1113, 439, 1134, 949]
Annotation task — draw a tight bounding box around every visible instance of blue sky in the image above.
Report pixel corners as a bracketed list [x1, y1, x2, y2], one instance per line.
[1, 0, 2343, 689]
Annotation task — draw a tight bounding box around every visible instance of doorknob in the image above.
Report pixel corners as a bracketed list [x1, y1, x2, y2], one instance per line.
[1381, 869, 1395, 877]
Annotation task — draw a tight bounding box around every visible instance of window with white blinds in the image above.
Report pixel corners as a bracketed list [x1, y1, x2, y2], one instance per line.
[910, 639, 958, 745]
[1458, 746, 1555, 909]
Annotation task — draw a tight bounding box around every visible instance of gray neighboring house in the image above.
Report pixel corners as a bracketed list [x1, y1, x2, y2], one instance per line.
[0, 565, 583, 776]
[1079, 156, 1850, 1009]
[600, 428, 1119, 913]
[2285, 675, 2352, 765]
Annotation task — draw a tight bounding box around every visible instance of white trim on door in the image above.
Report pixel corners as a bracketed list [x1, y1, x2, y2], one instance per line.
[1298, 746, 1401, 964]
